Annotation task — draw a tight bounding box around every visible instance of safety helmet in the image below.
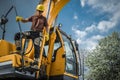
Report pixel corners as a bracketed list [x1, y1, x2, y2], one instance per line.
[36, 4, 44, 11]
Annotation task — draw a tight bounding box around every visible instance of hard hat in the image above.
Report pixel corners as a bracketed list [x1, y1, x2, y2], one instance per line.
[36, 4, 44, 11]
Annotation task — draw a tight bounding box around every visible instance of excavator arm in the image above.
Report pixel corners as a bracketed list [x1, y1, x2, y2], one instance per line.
[42, 0, 70, 27]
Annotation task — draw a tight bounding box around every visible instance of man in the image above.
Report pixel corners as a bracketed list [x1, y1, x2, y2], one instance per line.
[15, 4, 49, 61]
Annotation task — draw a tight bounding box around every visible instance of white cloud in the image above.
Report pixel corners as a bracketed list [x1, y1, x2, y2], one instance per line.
[76, 38, 82, 44]
[75, 0, 120, 49]
[72, 26, 87, 38]
[111, 10, 120, 22]
[86, 0, 120, 13]
[75, 35, 103, 50]
[72, 26, 104, 50]
[85, 24, 96, 32]
[73, 13, 78, 20]
[81, 35, 103, 50]
[97, 20, 116, 32]
[74, 0, 120, 50]
[80, 0, 86, 7]
[74, 15, 78, 20]
[80, 0, 120, 32]
[90, 35, 103, 41]
[83, 19, 116, 33]
[83, 39, 98, 50]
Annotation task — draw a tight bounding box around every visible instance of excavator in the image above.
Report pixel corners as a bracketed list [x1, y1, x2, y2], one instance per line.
[0, 0, 81, 80]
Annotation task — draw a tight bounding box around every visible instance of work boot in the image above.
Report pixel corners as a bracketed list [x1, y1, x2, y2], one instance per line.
[30, 58, 39, 66]
[30, 58, 40, 71]
[30, 64, 39, 71]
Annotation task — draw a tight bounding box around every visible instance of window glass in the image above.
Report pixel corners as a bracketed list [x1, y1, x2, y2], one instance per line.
[44, 45, 49, 56]
[62, 33, 77, 75]
[44, 41, 61, 57]
[64, 42, 74, 60]
[44, 30, 61, 57]
[66, 62, 73, 73]
[54, 42, 61, 50]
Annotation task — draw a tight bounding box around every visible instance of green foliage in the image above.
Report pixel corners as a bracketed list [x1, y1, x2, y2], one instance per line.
[85, 32, 120, 80]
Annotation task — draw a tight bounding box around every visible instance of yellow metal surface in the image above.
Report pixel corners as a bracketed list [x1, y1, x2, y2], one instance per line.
[25, 39, 34, 59]
[64, 72, 78, 79]
[46, 32, 56, 76]
[50, 47, 65, 76]
[0, 54, 33, 67]
[42, 0, 70, 28]
[42, 0, 50, 17]
[48, 0, 70, 26]
[0, 54, 21, 67]
[49, 28, 66, 76]
[0, 40, 16, 57]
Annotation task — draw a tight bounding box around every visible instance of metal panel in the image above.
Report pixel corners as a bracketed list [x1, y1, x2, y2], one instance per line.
[0, 62, 35, 79]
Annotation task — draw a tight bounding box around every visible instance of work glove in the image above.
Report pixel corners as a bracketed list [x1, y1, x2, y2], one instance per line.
[16, 16, 23, 22]
[45, 33, 49, 41]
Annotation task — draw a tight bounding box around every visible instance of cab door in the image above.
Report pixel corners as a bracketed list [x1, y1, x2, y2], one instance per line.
[49, 28, 79, 80]
[61, 31, 79, 80]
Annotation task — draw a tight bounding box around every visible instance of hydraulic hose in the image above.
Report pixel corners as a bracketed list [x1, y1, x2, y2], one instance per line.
[12, 5, 24, 69]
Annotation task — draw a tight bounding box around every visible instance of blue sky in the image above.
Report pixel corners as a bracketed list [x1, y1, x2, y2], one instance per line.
[0, 0, 120, 50]
[58, 0, 120, 50]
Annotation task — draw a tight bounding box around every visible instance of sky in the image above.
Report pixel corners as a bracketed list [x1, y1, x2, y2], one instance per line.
[58, 0, 120, 50]
[0, 0, 120, 50]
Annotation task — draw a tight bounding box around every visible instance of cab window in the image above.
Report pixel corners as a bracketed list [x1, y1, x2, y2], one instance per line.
[62, 33, 77, 75]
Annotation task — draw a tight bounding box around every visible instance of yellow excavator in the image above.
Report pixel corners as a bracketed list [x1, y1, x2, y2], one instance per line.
[0, 0, 81, 80]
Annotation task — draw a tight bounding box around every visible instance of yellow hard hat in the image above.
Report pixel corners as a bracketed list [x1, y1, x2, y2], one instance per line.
[36, 4, 44, 11]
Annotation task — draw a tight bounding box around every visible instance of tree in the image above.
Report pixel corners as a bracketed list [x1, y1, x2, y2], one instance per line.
[85, 32, 120, 80]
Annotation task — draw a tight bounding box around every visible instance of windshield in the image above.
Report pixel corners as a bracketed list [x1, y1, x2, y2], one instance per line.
[61, 30, 78, 75]
[0, 0, 39, 43]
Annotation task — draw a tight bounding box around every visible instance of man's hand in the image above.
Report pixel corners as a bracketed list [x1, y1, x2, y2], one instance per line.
[45, 33, 49, 41]
[16, 16, 23, 22]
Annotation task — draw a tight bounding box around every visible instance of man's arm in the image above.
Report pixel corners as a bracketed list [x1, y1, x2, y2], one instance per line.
[16, 16, 31, 23]
[46, 25, 49, 33]
[21, 18, 29, 23]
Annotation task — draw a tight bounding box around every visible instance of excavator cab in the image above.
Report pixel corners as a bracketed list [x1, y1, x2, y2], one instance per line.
[48, 27, 80, 80]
